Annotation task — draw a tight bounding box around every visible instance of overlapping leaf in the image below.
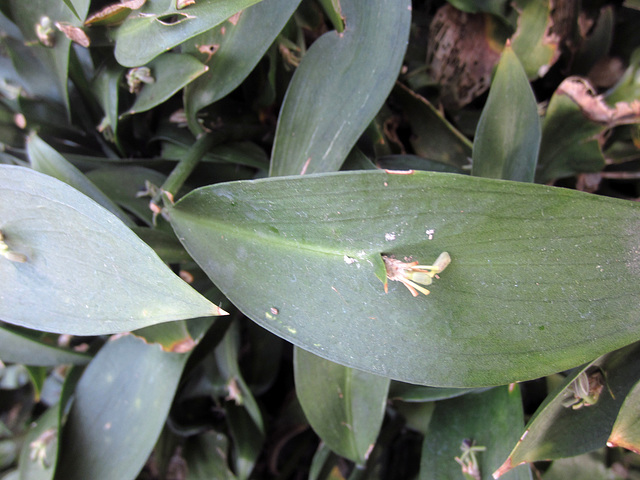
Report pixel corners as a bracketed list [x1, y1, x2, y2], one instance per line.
[168, 170, 640, 386]
[295, 348, 389, 464]
[55, 335, 188, 480]
[113, 0, 263, 67]
[472, 44, 540, 182]
[0, 165, 226, 335]
[270, 0, 411, 176]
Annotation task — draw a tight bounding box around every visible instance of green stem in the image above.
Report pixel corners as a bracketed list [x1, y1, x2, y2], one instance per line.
[160, 132, 220, 200]
[348, 465, 366, 480]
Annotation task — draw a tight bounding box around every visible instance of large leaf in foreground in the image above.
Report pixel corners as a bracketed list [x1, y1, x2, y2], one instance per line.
[168, 170, 640, 386]
[0, 165, 225, 335]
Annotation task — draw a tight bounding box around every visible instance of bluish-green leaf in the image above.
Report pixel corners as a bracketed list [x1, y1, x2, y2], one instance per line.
[168, 170, 640, 386]
[472, 44, 540, 182]
[54, 335, 188, 480]
[0, 323, 90, 366]
[270, 0, 411, 176]
[294, 348, 389, 464]
[0, 165, 226, 335]
[113, 0, 263, 67]
[27, 133, 135, 228]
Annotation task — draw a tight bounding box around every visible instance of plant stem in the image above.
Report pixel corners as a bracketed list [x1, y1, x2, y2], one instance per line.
[160, 132, 220, 200]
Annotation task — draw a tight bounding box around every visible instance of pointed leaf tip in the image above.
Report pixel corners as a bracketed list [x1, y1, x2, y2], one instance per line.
[0, 165, 222, 335]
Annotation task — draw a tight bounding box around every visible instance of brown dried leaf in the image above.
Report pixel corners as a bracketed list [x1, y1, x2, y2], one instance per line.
[427, 4, 503, 109]
[558, 77, 640, 126]
[55, 22, 90, 48]
[85, 0, 147, 26]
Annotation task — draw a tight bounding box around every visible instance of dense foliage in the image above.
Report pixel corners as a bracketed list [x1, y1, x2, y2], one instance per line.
[1, 0, 640, 479]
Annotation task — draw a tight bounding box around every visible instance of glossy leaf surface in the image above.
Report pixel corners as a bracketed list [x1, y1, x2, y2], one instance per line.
[270, 0, 411, 176]
[295, 348, 389, 464]
[168, 170, 640, 386]
[0, 165, 225, 335]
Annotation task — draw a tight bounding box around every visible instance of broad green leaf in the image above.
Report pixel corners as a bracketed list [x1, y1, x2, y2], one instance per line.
[511, 0, 560, 79]
[27, 133, 136, 228]
[494, 343, 640, 476]
[420, 386, 530, 480]
[294, 348, 389, 464]
[113, 0, 263, 67]
[183, 0, 301, 134]
[608, 378, 640, 454]
[124, 53, 207, 116]
[0, 165, 226, 335]
[270, 0, 411, 176]
[472, 44, 540, 182]
[394, 84, 472, 170]
[0, 323, 90, 366]
[55, 335, 188, 480]
[168, 170, 640, 386]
